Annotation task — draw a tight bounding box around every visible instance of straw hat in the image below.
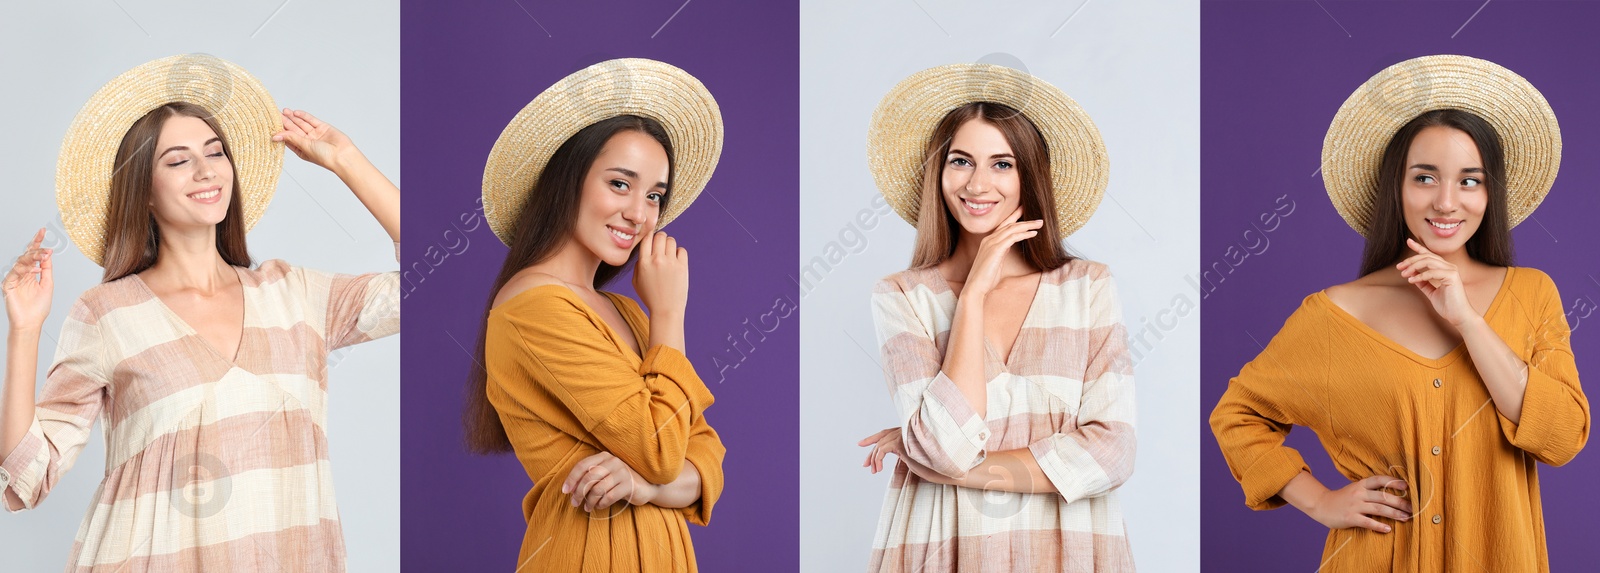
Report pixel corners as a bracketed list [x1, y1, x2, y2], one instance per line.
[56, 53, 283, 266]
[867, 63, 1109, 237]
[1321, 55, 1560, 236]
[482, 58, 723, 246]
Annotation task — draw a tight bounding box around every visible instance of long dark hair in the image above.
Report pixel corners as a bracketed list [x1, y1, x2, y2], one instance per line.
[910, 102, 1073, 272]
[464, 114, 675, 454]
[102, 102, 251, 282]
[1359, 109, 1513, 276]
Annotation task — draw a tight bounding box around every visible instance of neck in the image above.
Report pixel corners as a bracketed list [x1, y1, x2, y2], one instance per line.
[528, 239, 604, 292]
[143, 224, 233, 292]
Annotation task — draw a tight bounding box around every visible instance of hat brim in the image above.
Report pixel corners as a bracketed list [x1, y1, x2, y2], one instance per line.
[56, 53, 283, 267]
[482, 58, 724, 247]
[1321, 54, 1561, 237]
[867, 63, 1109, 237]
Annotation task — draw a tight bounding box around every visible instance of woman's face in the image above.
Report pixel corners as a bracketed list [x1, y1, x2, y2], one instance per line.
[148, 115, 235, 231]
[573, 129, 670, 266]
[941, 118, 1022, 237]
[1401, 125, 1488, 256]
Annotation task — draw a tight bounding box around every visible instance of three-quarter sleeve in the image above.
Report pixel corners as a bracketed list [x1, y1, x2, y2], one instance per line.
[1209, 298, 1327, 510]
[679, 416, 725, 526]
[1028, 272, 1138, 504]
[1495, 272, 1590, 466]
[1, 297, 109, 512]
[871, 277, 992, 478]
[488, 293, 714, 485]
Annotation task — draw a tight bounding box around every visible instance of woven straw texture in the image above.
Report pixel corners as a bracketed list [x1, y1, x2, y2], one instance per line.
[1321, 54, 1560, 237]
[867, 63, 1108, 237]
[56, 53, 283, 266]
[482, 58, 723, 246]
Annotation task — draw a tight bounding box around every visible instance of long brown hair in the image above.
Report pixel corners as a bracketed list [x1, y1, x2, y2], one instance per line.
[1359, 109, 1513, 277]
[464, 115, 675, 454]
[910, 102, 1073, 271]
[102, 102, 251, 282]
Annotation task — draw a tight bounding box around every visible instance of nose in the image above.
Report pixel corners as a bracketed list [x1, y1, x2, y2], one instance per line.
[195, 159, 217, 182]
[1433, 182, 1458, 214]
[622, 193, 649, 229]
[965, 166, 990, 194]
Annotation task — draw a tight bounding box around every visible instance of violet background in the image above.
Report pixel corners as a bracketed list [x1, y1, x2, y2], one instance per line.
[1202, 1, 1600, 570]
[400, 1, 798, 570]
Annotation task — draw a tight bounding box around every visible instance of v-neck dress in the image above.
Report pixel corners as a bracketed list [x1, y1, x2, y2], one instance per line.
[0, 258, 400, 572]
[1210, 267, 1589, 571]
[484, 285, 725, 572]
[867, 260, 1138, 572]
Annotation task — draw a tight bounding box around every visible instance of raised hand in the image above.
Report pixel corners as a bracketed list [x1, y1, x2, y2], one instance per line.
[3, 229, 54, 331]
[1397, 238, 1475, 327]
[963, 207, 1043, 298]
[633, 227, 689, 319]
[562, 451, 657, 513]
[272, 109, 360, 173]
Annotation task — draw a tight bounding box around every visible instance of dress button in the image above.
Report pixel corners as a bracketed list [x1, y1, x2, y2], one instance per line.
[0, 466, 9, 487]
[1432, 446, 1441, 455]
[1433, 378, 1442, 388]
[1432, 514, 1442, 524]
[977, 431, 988, 441]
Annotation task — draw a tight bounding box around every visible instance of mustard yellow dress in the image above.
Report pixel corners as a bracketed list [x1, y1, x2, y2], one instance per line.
[485, 285, 725, 572]
[1211, 267, 1589, 571]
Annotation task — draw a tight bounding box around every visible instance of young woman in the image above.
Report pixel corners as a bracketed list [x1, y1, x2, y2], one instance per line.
[1210, 55, 1586, 571]
[0, 55, 399, 570]
[856, 64, 1137, 572]
[462, 58, 726, 572]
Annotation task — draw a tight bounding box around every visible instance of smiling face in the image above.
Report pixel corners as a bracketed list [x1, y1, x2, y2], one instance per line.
[571, 129, 670, 266]
[941, 118, 1022, 237]
[1400, 125, 1488, 256]
[147, 114, 236, 232]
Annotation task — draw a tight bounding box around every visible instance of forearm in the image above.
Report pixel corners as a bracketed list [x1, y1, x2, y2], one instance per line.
[941, 293, 988, 418]
[1278, 471, 1329, 516]
[1458, 315, 1528, 424]
[331, 149, 400, 242]
[2, 327, 40, 458]
[643, 459, 702, 509]
[649, 310, 686, 354]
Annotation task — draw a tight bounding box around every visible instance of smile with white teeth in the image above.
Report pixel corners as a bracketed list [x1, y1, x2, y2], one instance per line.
[608, 227, 636, 241]
[963, 199, 995, 211]
[1428, 219, 1462, 230]
[188, 189, 220, 200]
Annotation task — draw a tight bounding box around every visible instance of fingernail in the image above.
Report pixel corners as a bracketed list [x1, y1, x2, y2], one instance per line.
[1383, 525, 1391, 532]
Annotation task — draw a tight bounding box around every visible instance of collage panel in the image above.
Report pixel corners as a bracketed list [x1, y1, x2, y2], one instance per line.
[1202, 1, 1600, 571]
[800, 1, 1199, 571]
[399, 1, 799, 572]
[0, 2, 401, 571]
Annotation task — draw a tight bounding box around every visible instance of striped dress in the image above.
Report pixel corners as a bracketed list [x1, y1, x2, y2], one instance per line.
[0, 258, 399, 572]
[867, 259, 1137, 572]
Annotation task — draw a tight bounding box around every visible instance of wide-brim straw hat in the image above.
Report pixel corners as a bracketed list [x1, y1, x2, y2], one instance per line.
[57, 53, 283, 266]
[482, 58, 724, 246]
[867, 63, 1109, 237]
[1321, 54, 1560, 237]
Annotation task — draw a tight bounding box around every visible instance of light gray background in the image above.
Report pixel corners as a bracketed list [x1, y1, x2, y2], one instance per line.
[799, 1, 1198, 570]
[0, 2, 399, 570]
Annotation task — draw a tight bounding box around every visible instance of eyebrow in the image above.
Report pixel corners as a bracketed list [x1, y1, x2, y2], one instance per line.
[158, 137, 222, 159]
[948, 148, 1016, 160]
[606, 166, 668, 189]
[1408, 163, 1483, 173]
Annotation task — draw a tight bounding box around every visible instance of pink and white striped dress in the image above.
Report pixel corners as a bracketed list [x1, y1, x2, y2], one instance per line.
[1, 259, 398, 572]
[867, 259, 1137, 572]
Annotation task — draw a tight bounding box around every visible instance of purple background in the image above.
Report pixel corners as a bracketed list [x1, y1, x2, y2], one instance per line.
[1202, 1, 1600, 570]
[400, 2, 798, 571]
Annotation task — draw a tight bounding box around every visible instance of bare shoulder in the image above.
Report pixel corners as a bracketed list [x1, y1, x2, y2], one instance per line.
[492, 270, 569, 309]
[1325, 269, 1410, 317]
